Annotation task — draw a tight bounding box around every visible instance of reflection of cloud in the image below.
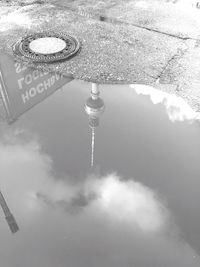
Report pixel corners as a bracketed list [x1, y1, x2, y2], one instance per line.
[0, 128, 168, 232]
[135, 1, 150, 9]
[0, 129, 200, 267]
[89, 174, 168, 232]
[0, 134, 50, 217]
[130, 84, 200, 122]
[37, 190, 96, 214]
[170, 0, 199, 10]
[38, 173, 168, 232]
[0, 11, 32, 31]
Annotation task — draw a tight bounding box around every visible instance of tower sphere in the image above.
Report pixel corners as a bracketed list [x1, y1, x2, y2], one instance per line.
[84, 97, 105, 118]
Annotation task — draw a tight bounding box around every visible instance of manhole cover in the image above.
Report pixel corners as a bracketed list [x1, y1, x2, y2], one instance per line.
[13, 32, 80, 63]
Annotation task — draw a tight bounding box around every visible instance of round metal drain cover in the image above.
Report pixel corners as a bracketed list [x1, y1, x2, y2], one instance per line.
[13, 32, 80, 63]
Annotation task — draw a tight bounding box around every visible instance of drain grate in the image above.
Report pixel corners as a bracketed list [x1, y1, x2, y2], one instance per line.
[13, 32, 80, 63]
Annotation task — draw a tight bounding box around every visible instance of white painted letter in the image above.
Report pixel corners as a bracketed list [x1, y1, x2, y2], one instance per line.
[21, 91, 29, 103]
[43, 78, 51, 90]
[25, 74, 32, 85]
[18, 77, 24, 90]
[37, 83, 44, 94]
[29, 87, 36, 98]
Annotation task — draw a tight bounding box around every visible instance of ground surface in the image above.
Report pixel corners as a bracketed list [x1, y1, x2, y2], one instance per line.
[1, 0, 200, 111]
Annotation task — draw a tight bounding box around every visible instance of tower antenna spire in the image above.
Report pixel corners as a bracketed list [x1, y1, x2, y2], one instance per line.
[91, 127, 95, 168]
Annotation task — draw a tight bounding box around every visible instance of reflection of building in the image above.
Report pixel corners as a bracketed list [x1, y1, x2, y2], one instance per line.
[85, 83, 105, 168]
[0, 190, 19, 234]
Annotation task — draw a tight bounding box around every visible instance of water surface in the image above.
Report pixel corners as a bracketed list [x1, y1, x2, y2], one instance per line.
[0, 80, 200, 267]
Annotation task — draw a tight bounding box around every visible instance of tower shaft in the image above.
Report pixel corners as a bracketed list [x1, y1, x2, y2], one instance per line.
[91, 83, 99, 97]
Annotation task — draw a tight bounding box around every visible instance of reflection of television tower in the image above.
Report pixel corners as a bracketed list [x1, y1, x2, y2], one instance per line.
[0, 190, 19, 234]
[85, 83, 105, 168]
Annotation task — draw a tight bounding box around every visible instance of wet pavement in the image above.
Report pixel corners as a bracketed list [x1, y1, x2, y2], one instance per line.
[0, 2, 185, 85]
[1, 0, 200, 110]
[0, 1, 200, 267]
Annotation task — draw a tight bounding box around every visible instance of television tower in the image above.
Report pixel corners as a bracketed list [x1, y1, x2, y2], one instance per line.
[85, 83, 105, 168]
[0, 190, 19, 234]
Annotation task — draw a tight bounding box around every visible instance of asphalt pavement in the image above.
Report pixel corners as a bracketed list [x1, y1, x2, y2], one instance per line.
[1, 0, 200, 111]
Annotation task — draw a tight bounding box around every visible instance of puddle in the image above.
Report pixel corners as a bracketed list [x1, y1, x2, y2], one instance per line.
[0, 1, 200, 266]
[0, 80, 200, 267]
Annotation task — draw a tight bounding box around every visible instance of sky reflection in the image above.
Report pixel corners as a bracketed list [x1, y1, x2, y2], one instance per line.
[130, 84, 200, 122]
[0, 11, 32, 32]
[0, 81, 200, 266]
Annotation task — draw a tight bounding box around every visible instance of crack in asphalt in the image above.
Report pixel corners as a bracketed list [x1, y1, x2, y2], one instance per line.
[96, 16, 199, 42]
[154, 47, 187, 83]
[60, 6, 199, 42]
[4, 2, 199, 42]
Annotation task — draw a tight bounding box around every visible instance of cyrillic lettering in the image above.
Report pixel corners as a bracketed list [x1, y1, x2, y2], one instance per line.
[37, 83, 44, 93]
[29, 87, 36, 97]
[18, 77, 24, 90]
[32, 70, 39, 80]
[25, 74, 32, 85]
[21, 91, 29, 104]
[43, 78, 51, 90]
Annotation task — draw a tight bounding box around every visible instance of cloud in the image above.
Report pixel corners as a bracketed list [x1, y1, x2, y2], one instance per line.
[130, 84, 200, 122]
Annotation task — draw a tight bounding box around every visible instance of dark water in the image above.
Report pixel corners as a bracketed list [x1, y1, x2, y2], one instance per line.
[0, 80, 200, 267]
